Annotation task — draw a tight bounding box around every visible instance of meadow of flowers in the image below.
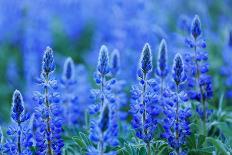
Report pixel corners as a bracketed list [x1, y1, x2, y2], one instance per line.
[0, 0, 232, 155]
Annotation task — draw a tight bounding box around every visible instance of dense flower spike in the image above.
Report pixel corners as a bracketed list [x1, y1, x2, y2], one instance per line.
[162, 54, 191, 154]
[60, 57, 81, 126]
[11, 90, 24, 123]
[140, 43, 152, 74]
[157, 39, 168, 78]
[89, 45, 118, 155]
[172, 54, 185, 85]
[131, 44, 160, 155]
[42, 47, 55, 74]
[109, 50, 128, 120]
[33, 47, 63, 155]
[184, 15, 213, 125]
[191, 15, 201, 39]
[4, 90, 32, 155]
[97, 45, 110, 75]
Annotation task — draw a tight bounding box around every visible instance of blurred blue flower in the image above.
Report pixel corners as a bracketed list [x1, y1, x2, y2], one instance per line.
[89, 45, 118, 154]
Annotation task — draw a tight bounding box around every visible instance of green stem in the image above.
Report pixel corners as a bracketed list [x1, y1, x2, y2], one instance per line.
[142, 73, 147, 133]
[17, 123, 21, 154]
[99, 132, 104, 155]
[175, 84, 180, 155]
[146, 142, 151, 155]
[45, 73, 53, 155]
[193, 39, 207, 135]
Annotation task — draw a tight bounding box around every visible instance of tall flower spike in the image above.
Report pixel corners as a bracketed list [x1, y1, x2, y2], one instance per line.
[140, 43, 152, 74]
[131, 43, 160, 155]
[4, 90, 32, 154]
[172, 54, 184, 85]
[110, 49, 120, 76]
[42, 46, 55, 74]
[12, 90, 24, 123]
[97, 45, 110, 75]
[184, 15, 213, 134]
[89, 45, 118, 154]
[191, 15, 201, 39]
[157, 39, 168, 78]
[33, 47, 63, 155]
[62, 57, 75, 81]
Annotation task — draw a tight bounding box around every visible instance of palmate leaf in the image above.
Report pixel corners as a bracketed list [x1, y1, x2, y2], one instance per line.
[72, 132, 94, 154]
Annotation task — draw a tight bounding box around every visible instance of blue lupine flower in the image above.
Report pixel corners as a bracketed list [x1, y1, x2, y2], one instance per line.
[156, 39, 168, 79]
[161, 54, 191, 154]
[191, 15, 201, 39]
[110, 50, 128, 120]
[89, 45, 118, 154]
[4, 90, 33, 155]
[184, 15, 213, 122]
[110, 49, 120, 76]
[156, 39, 169, 110]
[33, 47, 63, 155]
[131, 43, 160, 153]
[60, 57, 81, 126]
[97, 45, 110, 76]
[140, 43, 152, 74]
[172, 54, 185, 85]
[42, 47, 55, 74]
[11, 90, 25, 124]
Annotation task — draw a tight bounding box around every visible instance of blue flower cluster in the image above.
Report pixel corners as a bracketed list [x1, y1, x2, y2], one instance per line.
[60, 57, 80, 126]
[89, 45, 118, 155]
[33, 47, 64, 155]
[130, 43, 160, 147]
[4, 90, 32, 155]
[184, 15, 213, 121]
[161, 54, 191, 154]
[110, 50, 128, 120]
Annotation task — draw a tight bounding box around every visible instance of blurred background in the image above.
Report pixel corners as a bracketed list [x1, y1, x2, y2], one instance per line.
[0, 0, 232, 123]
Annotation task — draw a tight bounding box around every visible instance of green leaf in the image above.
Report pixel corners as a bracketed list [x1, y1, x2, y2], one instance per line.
[206, 137, 229, 155]
[188, 149, 212, 155]
[197, 134, 206, 148]
[186, 134, 197, 149]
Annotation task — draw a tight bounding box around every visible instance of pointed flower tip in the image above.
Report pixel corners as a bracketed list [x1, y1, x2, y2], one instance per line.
[12, 89, 24, 122]
[42, 46, 55, 74]
[191, 15, 201, 39]
[173, 53, 184, 85]
[63, 57, 75, 81]
[111, 49, 120, 75]
[140, 43, 152, 74]
[157, 39, 168, 78]
[98, 45, 110, 75]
